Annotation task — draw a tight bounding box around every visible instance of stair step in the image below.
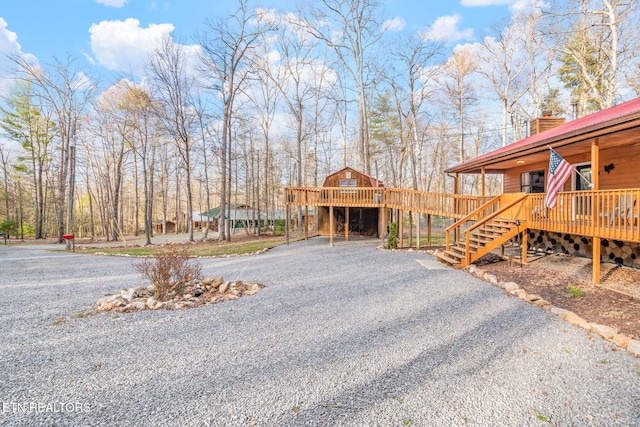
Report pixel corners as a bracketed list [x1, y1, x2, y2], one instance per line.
[469, 236, 491, 245]
[475, 232, 503, 240]
[436, 252, 461, 266]
[454, 234, 488, 248]
[456, 241, 482, 251]
[478, 225, 504, 232]
[492, 218, 517, 224]
[444, 250, 465, 260]
[450, 246, 476, 255]
[483, 223, 514, 231]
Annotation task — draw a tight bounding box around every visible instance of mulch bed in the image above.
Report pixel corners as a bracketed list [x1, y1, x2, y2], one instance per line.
[474, 252, 640, 340]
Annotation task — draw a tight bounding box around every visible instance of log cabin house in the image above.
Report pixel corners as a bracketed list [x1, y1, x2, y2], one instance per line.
[285, 97, 640, 284]
[441, 97, 640, 284]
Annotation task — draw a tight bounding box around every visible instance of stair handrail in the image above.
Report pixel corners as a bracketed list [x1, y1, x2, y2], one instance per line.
[445, 195, 501, 250]
[463, 194, 529, 262]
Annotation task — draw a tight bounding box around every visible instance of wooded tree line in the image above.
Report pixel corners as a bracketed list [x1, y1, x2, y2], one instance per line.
[1, 0, 638, 242]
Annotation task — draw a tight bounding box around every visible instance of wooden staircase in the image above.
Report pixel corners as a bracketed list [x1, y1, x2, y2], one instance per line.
[436, 193, 529, 268]
[436, 218, 523, 268]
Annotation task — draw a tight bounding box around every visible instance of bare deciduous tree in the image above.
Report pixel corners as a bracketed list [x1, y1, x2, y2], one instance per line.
[440, 46, 478, 165]
[387, 34, 443, 189]
[147, 35, 199, 242]
[542, 0, 638, 115]
[9, 55, 93, 245]
[0, 80, 57, 238]
[477, 25, 528, 147]
[198, 0, 273, 241]
[302, 0, 384, 175]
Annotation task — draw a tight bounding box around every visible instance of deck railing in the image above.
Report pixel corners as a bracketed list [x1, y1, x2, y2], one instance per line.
[285, 187, 492, 218]
[445, 195, 502, 250]
[528, 188, 640, 242]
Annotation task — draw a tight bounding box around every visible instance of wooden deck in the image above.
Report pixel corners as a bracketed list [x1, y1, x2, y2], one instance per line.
[286, 187, 640, 243]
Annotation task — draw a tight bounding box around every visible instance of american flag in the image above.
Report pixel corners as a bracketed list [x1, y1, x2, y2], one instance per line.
[544, 148, 573, 209]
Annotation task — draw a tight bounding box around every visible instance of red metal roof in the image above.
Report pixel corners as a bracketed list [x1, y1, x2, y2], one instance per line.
[446, 97, 640, 173]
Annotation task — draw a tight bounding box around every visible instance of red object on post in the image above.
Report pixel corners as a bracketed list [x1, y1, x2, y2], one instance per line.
[62, 233, 75, 252]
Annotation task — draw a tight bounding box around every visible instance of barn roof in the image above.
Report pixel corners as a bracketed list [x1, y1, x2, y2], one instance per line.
[324, 166, 383, 187]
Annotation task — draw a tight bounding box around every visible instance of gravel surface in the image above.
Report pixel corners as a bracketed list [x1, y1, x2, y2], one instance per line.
[1, 238, 639, 426]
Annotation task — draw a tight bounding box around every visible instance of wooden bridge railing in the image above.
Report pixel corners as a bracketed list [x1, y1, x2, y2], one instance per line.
[285, 187, 492, 218]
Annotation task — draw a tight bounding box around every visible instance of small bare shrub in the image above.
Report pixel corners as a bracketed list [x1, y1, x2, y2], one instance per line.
[134, 247, 203, 301]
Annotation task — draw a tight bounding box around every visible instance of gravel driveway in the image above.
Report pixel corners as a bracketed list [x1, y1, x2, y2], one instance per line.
[1, 238, 639, 426]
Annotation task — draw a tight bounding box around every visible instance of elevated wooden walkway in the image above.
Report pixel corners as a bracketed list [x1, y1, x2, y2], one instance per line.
[285, 187, 640, 283]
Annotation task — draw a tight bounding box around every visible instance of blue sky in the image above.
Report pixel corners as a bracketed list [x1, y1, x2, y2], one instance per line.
[0, 0, 524, 83]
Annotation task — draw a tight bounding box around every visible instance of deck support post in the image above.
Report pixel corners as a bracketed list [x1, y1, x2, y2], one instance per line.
[427, 214, 432, 246]
[304, 205, 309, 240]
[593, 236, 601, 284]
[416, 213, 420, 249]
[591, 139, 600, 284]
[454, 173, 459, 216]
[345, 207, 350, 241]
[591, 139, 599, 190]
[399, 209, 404, 248]
[285, 203, 290, 245]
[329, 205, 334, 247]
[408, 211, 413, 248]
[521, 230, 528, 265]
[380, 206, 387, 246]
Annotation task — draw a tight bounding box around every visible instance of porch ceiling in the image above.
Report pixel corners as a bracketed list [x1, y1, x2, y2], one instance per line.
[447, 98, 640, 174]
[479, 126, 640, 173]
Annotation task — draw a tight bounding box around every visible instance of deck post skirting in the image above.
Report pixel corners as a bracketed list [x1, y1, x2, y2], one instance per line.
[526, 229, 640, 270]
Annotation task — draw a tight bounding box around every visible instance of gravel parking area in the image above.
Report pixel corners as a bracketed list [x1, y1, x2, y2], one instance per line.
[1, 238, 639, 426]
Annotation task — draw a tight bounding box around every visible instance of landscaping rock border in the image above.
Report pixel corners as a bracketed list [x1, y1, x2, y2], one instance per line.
[466, 264, 640, 358]
[95, 277, 265, 313]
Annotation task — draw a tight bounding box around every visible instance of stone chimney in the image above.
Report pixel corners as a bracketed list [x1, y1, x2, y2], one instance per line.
[529, 110, 565, 136]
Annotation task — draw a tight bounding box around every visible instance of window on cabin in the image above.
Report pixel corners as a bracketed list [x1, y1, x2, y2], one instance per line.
[339, 178, 357, 193]
[520, 170, 545, 193]
[339, 179, 357, 187]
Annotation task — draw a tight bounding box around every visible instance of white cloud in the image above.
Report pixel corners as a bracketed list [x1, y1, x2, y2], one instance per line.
[422, 14, 474, 42]
[510, 0, 548, 12]
[89, 18, 175, 75]
[462, 0, 543, 10]
[0, 18, 21, 59]
[0, 18, 37, 89]
[461, 0, 519, 6]
[383, 17, 406, 32]
[95, 0, 128, 7]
